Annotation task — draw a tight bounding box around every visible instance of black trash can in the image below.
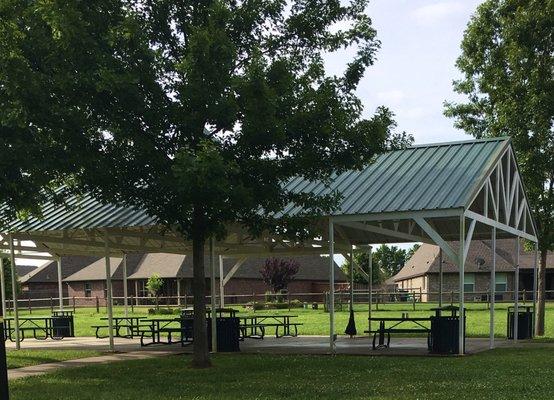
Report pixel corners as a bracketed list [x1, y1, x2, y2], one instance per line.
[507, 306, 534, 340]
[51, 316, 74, 339]
[430, 306, 466, 354]
[179, 317, 194, 345]
[207, 317, 240, 352]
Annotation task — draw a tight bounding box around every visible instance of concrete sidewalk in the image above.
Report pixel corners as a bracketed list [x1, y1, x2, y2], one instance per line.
[8, 349, 184, 381]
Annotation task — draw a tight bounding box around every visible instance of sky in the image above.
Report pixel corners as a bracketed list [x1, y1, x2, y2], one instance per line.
[18, 1, 484, 267]
[326, 0, 484, 145]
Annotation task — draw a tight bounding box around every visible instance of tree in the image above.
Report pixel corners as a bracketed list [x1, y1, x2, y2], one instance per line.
[0, 258, 21, 301]
[260, 258, 300, 293]
[444, 0, 553, 335]
[146, 273, 164, 312]
[406, 244, 421, 262]
[0, 1, 408, 367]
[343, 244, 412, 284]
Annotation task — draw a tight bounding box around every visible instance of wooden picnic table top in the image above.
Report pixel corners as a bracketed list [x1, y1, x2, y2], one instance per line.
[100, 316, 147, 320]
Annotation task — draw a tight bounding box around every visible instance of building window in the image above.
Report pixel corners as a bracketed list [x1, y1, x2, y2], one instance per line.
[495, 273, 508, 293]
[464, 274, 475, 293]
[84, 282, 92, 298]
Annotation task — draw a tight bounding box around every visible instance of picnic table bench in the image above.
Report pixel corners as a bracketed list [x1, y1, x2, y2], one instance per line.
[239, 315, 302, 339]
[93, 316, 149, 339]
[140, 318, 193, 347]
[365, 317, 431, 350]
[3, 316, 73, 341]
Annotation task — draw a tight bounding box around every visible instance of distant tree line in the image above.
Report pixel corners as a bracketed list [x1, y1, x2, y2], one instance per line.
[341, 244, 420, 285]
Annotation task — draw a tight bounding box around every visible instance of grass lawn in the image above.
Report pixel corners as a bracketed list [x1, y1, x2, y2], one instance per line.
[8, 347, 554, 399]
[7, 301, 554, 338]
[6, 349, 103, 369]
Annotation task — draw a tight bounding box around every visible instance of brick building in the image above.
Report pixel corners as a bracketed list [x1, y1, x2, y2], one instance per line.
[391, 239, 552, 302]
[61, 253, 345, 304]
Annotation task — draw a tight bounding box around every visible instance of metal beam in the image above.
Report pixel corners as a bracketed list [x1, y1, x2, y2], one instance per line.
[463, 218, 476, 264]
[413, 217, 458, 265]
[328, 219, 335, 353]
[337, 221, 431, 244]
[332, 208, 463, 223]
[464, 210, 537, 242]
[222, 258, 247, 286]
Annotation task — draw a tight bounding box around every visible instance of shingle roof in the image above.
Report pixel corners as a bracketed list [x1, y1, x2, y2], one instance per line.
[391, 239, 540, 282]
[5, 138, 510, 233]
[16, 265, 36, 278]
[65, 253, 345, 282]
[63, 253, 144, 282]
[20, 255, 99, 284]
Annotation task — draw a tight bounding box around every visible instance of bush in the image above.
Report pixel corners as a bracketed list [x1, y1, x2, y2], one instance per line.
[148, 308, 176, 315]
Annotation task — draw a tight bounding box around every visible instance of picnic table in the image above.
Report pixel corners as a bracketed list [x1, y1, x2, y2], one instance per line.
[239, 315, 301, 339]
[140, 317, 193, 347]
[93, 316, 149, 339]
[365, 317, 431, 350]
[3, 316, 74, 341]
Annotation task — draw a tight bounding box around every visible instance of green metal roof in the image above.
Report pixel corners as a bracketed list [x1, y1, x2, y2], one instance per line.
[281, 137, 509, 216]
[5, 137, 510, 233]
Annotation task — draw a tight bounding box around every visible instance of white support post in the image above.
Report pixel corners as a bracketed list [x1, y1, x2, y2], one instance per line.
[122, 253, 128, 318]
[104, 232, 114, 351]
[177, 279, 181, 307]
[490, 227, 496, 349]
[533, 242, 538, 332]
[349, 246, 354, 310]
[328, 218, 335, 353]
[219, 255, 225, 308]
[9, 235, 20, 349]
[210, 237, 217, 353]
[0, 258, 6, 318]
[368, 246, 373, 334]
[438, 249, 443, 307]
[513, 237, 520, 342]
[57, 257, 64, 311]
[458, 215, 465, 355]
[134, 280, 139, 306]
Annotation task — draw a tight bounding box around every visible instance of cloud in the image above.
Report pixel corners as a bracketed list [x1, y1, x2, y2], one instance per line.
[412, 1, 467, 25]
[376, 89, 406, 104]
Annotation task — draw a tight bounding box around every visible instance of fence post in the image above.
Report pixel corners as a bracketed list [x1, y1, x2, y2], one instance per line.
[288, 291, 291, 311]
[96, 296, 100, 313]
[28, 298, 32, 314]
[450, 290, 454, 306]
[131, 296, 134, 313]
[412, 292, 416, 311]
[522, 289, 526, 304]
[50, 297, 53, 313]
[419, 287, 422, 303]
[376, 293, 379, 311]
[73, 296, 76, 312]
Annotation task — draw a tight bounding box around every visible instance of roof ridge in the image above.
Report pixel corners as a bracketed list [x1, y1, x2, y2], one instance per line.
[407, 136, 510, 150]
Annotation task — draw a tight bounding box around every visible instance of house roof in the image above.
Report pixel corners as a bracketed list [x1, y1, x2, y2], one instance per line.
[63, 253, 143, 282]
[64, 253, 346, 282]
[391, 239, 541, 282]
[16, 265, 36, 278]
[20, 255, 98, 284]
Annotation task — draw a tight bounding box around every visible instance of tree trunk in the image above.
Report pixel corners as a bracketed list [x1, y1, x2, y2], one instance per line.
[0, 294, 9, 399]
[535, 249, 547, 336]
[191, 211, 211, 368]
